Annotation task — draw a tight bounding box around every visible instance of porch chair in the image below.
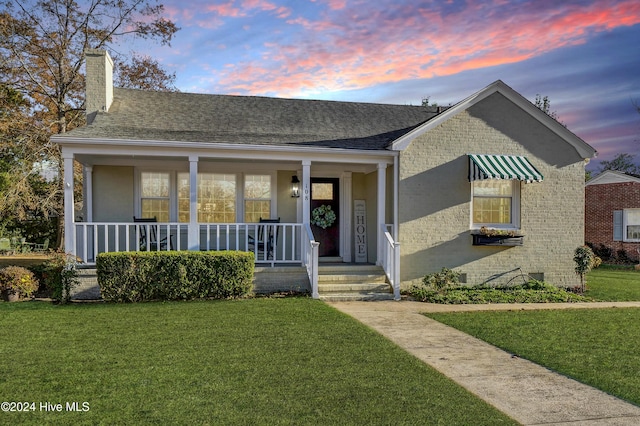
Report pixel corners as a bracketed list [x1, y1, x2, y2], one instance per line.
[0, 238, 10, 253]
[248, 217, 280, 260]
[33, 238, 49, 252]
[133, 217, 173, 251]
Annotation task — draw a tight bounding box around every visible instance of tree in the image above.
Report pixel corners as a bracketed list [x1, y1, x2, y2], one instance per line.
[0, 0, 179, 247]
[599, 153, 640, 175]
[116, 54, 179, 92]
[421, 96, 438, 108]
[534, 94, 564, 125]
[574, 245, 600, 293]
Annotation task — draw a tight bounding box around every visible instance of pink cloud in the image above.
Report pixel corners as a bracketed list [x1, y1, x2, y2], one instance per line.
[194, 0, 640, 99]
[326, 0, 347, 10]
[206, 2, 245, 17]
[241, 0, 291, 17]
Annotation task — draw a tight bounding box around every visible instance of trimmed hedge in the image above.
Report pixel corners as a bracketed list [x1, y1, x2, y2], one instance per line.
[96, 251, 254, 302]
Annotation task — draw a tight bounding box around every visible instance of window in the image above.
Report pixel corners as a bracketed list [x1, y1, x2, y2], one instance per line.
[623, 209, 640, 242]
[312, 183, 333, 200]
[138, 171, 275, 223]
[198, 173, 236, 223]
[472, 180, 519, 228]
[140, 172, 170, 222]
[244, 175, 271, 222]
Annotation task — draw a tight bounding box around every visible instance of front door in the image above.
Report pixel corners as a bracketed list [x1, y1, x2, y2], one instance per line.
[310, 178, 340, 257]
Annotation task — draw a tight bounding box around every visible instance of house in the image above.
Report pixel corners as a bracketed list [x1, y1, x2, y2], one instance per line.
[585, 170, 640, 262]
[53, 49, 597, 298]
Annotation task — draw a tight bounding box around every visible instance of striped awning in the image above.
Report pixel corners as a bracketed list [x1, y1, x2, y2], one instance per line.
[468, 154, 543, 182]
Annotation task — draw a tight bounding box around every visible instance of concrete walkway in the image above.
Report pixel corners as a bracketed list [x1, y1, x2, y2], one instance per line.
[327, 300, 640, 425]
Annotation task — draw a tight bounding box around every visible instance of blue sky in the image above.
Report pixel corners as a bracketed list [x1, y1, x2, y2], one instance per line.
[118, 0, 640, 171]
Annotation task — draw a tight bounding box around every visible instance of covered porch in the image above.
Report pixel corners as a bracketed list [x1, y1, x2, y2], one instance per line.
[61, 143, 401, 299]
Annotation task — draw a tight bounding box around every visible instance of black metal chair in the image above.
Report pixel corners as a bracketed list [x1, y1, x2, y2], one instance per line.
[133, 217, 172, 251]
[248, 217, 280, 259]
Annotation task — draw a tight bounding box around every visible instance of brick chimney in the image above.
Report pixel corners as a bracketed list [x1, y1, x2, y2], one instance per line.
[84, 49, 113, 122]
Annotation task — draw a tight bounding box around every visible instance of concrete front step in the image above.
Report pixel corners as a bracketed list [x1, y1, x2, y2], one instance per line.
[72, 268, 101, 300]
[319, 292, 396, 302]
[318, 265, 387, 284]
[318, 282, 390, 293]
[317, 264, 392, 300]
[318, 273, 387, 284]
[318, 264, 385, 273]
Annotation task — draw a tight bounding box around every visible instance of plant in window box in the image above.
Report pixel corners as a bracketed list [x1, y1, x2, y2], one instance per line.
[472, 227, 524, 246]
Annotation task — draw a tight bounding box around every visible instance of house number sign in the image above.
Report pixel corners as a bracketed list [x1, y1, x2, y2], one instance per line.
[304, 183, 309, 201]
[354, 200, 367, 263]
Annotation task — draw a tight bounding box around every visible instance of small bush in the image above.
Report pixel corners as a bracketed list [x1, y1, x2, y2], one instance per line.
[587, 243, 613, 262]
[422, 268, 461, 291]
[97, 251, 254, 302]
[407, 279, 591, 304]
[575, 246, 601, 293]
[0, 266, 39, 298]
[30, 252, 79, 303]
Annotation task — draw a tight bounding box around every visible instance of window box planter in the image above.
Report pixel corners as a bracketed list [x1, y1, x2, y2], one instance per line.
[472, 234, 524, 246]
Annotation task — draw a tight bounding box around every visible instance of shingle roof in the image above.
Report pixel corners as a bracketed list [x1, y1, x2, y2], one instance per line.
[62, 88, 439, 150]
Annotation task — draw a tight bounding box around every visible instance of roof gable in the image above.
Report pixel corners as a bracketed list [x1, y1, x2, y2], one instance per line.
[390, 80, 597, 159]
[586, 170, 640, 186]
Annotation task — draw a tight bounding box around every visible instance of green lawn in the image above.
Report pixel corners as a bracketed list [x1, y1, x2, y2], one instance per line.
[0, 299, 515, 425]
[426, 307, 640, 407]
[586, 267, 640, 301]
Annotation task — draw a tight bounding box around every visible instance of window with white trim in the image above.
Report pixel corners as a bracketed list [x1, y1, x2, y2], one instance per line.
[244, 174, 271, 222]
[623, 209, 640, 242]
[139, 171, 276, 223]
[197, 173, 236, 223]
[472, 180, 520, 228]
[140, 172, 170, 222]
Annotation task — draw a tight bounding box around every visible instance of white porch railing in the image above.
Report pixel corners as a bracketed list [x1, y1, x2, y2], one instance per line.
[74, 222, 189, 263]
[303, 223, 320, 299]
[200, 223, 302, 266]
[381, 224, 401, 301]
[74, 222, 303, 266]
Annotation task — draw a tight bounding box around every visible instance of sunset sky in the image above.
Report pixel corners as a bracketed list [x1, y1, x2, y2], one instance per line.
[122, 0, 640, 171]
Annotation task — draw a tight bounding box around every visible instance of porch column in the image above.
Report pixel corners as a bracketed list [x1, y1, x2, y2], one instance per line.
[302, 160, 311, 225]
[188, 155, 199, 250]
[377, 162, 387, 265]
[63, 152, 75, 256]
[83, 166, 93, 222]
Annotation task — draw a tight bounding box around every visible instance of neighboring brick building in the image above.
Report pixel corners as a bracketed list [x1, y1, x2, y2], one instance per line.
[585, 170, 640, 262]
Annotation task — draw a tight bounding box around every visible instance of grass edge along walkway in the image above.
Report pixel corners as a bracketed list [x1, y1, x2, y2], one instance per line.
[0, 298, 516, 425]
[425, 307, 640, 409]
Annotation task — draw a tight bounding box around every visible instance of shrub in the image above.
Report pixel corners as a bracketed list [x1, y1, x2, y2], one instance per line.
[406, 280, 591, 304]
[574, 246, 601, 293]
[0, 266, 39, 298]
[97, 251, 254, 302]
[30, 252, 79, 303]
[421, 267, 461, 291]
[616, 249, 635, 264]
[587, 243, 613, 262]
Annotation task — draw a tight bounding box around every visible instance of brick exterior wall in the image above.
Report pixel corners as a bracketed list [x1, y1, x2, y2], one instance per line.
[585, 182, 640, 261]
[398, 92, 586, 288]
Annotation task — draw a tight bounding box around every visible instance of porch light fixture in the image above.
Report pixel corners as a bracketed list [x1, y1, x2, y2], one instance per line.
[290, 175, 300, 198]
